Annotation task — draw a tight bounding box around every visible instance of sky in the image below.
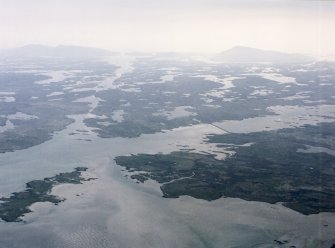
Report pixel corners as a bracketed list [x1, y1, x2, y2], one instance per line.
[0, 0, 334, 56]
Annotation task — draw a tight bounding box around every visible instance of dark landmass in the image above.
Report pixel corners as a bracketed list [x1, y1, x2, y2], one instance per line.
[2, 53, 332, 143]
[1, 53, 334, 144]
[0, 58, 118, 153]
[85, 57, 335, 138]
[115, 123, 335, 215]
[0, 167, 90, 222]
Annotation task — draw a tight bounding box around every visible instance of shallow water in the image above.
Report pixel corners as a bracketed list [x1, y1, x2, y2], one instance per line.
[298, 145, 335, 157]
[214, 104, 335, 133]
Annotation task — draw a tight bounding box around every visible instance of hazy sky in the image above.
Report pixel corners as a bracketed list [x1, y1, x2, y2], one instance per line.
[0, 0, 334, 56]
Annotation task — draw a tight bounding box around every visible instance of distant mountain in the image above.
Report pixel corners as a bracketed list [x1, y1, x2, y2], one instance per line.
[214, 46, 313, 63]
[0, 45, 114, 58]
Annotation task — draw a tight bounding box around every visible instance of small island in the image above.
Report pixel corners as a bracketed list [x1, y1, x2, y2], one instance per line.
[0, 167, 91, 222]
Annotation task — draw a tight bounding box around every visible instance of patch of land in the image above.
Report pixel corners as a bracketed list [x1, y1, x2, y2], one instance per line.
[0, 167, 92, 222]
[115, 122, 335, 215]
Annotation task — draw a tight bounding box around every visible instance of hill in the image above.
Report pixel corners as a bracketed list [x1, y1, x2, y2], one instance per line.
[0, 44, 114, 58]
[214, 46, 313, 63]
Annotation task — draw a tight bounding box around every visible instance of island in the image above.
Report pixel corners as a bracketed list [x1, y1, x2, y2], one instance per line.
[0, 167, 93, 222]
